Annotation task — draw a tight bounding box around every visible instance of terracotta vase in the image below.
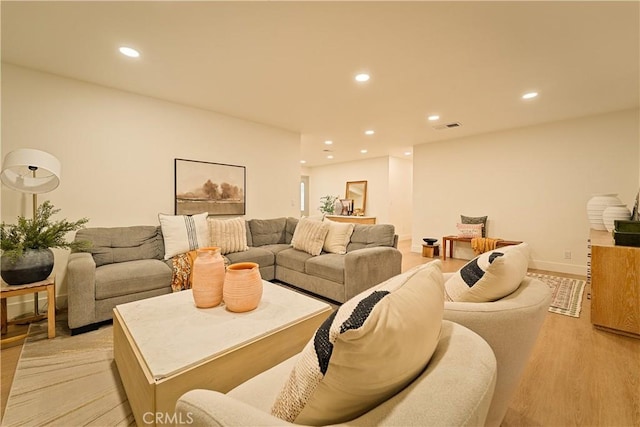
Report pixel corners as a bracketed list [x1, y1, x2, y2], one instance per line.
[223, 262, 263, 312]
[191, 247, 225, 308]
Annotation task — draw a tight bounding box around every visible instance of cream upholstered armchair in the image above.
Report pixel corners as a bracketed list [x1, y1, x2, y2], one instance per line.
[175, 321, 497, 426]
[443, 275, 552, 427]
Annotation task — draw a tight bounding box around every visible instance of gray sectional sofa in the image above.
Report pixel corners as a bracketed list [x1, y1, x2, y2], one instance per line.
[66, 217, 402, 334]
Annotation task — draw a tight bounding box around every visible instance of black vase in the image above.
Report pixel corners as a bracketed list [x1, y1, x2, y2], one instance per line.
[1, 248, 54, 285]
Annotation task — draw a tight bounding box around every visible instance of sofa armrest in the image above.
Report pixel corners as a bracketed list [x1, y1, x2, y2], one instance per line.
[176, 389, 293, 427]
[66, 252, 97, 330]
[344, 247, 402, 300]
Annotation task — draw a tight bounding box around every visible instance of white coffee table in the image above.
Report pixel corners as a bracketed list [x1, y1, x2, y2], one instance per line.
[113, 280, 332, 426]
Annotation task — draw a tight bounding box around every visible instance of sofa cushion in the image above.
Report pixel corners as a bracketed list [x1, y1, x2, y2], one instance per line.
[249, 218, 287, 246]
[445, 243, 530, 302]
[271, 260, 445, 425]
[159, 212, 210, 259]
[207, 217, 249, 255]
[291, 218, 330, 256]
[76, 226, 164, 267]
[322, 219, 355, 255]
[346, 224, 395, 251]
[285, 217, 299, 244]
[305, 254, 345, 284]
[225, 247, 275, 267]
[276, 248, 313, 273]
[95, 259, 172, 300]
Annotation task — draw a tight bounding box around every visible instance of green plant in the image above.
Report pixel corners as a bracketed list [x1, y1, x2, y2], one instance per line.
[0, 201, 89, 260]
[319, 195, 339, 214]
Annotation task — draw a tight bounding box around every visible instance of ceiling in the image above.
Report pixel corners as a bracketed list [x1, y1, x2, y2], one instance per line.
[2, 1, 639, 167]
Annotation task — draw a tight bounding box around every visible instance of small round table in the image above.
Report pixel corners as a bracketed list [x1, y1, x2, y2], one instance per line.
[421, 243, 440, 258]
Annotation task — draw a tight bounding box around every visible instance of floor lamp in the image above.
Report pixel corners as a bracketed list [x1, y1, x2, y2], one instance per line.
[1, 148, 61, 317]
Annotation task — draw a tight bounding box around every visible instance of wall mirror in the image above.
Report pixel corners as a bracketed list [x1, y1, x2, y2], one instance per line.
[345, 180, 367, 215]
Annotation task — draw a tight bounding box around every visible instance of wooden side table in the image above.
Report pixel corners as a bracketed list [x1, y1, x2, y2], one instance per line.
[442, 236, 523, 260]
[1, 275, 56, 344]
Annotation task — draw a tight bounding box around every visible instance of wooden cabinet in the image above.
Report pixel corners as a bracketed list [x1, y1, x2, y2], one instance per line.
[589, 230, 640, 338]
[325, 215, 376, 225]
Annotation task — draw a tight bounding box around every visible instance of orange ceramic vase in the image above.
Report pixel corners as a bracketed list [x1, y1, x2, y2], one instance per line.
[223, 262, 263, 312]
[191, 247, 225, 308]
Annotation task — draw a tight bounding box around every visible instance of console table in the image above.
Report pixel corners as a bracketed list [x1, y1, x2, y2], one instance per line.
[325, 215, 376, 225]
[442, 236, 522, 260]
[589, 230, 640, 338]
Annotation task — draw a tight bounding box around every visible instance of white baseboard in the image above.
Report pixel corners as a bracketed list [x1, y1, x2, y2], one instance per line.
[528, 259, 588, 276]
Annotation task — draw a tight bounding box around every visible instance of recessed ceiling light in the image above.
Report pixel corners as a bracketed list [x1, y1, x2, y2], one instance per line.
[300, 160, 306, 164]
[522, 92, 538, 100]
[355, 73, 370, 82]
[427, 115, 440, 121]
[360, 149, 368, 154]
[364, 130, 375, 135]
[119, 46, 140, 58]
[324, 140, 333, 145]
[327, 155, 334, 159]
[404, 151, 412, 156]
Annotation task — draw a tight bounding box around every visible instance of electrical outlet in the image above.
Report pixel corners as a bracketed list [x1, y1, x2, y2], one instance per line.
[564, 250, 572, 260]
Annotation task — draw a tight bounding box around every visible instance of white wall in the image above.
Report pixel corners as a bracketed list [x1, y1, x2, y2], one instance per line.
[388, 156, 413, 240]
[412, 109, 640, 275]
[308, 156, 412, 237]
[1, 64, 301, 314]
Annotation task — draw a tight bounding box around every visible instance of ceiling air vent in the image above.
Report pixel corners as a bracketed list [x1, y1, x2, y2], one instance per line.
[433, 122, 462, 130]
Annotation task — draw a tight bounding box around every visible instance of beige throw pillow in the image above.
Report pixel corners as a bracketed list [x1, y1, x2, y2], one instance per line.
[291, 217, 330, 256]
[322, 219, 355, 255]
[208, 217, 248, 255]
[271, 261, 445, 425]
[158, 212, 210, 259]
[445, 243, 530, 302]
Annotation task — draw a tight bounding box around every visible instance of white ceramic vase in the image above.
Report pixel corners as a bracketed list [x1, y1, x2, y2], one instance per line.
[602, 205, 631, 232]
[587, 194, 623, 230]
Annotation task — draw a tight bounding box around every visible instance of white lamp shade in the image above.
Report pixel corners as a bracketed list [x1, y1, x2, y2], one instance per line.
[1, 148, 61, 194]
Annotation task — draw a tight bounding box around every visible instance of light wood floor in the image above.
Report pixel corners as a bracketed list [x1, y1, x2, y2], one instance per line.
[2, 242, 639, 426]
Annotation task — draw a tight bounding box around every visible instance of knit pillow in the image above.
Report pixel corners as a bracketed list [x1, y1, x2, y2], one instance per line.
[322, 219, 355, 255]
[291, 217, 330, 256]
[158, 212, 210, 259]
[445, 243, 530, 302]
[271, 260, 445, 425]
[208, 217, 248, 255]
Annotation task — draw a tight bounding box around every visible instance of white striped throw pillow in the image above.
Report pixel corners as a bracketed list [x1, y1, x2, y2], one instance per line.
[158, 212, 210, 259]
[291, 217, 330, 256]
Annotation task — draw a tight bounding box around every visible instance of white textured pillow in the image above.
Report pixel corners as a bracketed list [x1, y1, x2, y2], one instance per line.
[322, 219, 355, 255]
[208, 217, 248, 255]
[158, 212, 210, 259]
[456, 222, 483, 238]
[291, 218, 330, 256]
[271, 260, 445, 425]
[445, 243, 530, 302]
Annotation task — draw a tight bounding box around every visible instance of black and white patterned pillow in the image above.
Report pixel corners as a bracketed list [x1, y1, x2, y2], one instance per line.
[271, 261, 445, 425]
[445, 243, 530, 302]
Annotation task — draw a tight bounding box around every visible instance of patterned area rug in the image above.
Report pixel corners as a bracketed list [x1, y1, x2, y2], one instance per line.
[1, 315, 134, 427]
[527, 273, 586, 318]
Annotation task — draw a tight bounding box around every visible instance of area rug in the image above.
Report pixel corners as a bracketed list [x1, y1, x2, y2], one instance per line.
[1, 316, 134, 427]
[527, 272, 586, 318]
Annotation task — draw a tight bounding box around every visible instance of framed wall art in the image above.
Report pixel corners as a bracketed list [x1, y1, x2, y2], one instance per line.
[174, 158, 246, 216]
